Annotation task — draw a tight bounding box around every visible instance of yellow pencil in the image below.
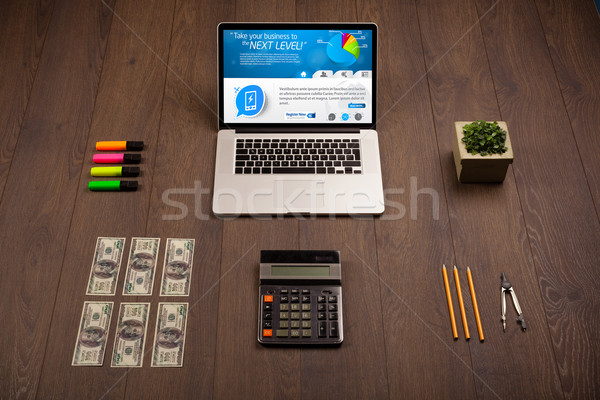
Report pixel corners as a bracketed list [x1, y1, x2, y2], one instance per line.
[454, 266, 470, 340]
[467, 267, 484, 342]
[442, 265, 458, 339]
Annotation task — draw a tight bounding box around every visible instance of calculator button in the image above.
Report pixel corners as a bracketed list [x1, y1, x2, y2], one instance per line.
[279, 312, 289, 320]
[290, 321, 300, 328]
[280, 304, 289, 311]
[290, 304, 300, 311]
[291, 296, 300, 303]
[264, 295, 273, 303]
[263, 329, 272, 337]
[291, 289, 299, 295]
[264, 304, 273, 311]
[317, 296, 326, 303]
[264, 313, 272, 320]
[280, 320, 289, 328]
[330, 322, 339, 338]
[280, 289, 288, 294]
[276, 329, 288, 337]
[280, 295, 289, 303]
[328, 296, 337, 303]
[318, 322, 327, 337]
[302, 304, 311, 311]
[291, 312, 300, 320]
[329, 312, 338, 320]
[328, 304, 337, 312]
[301, 320, 311, 329]
[290, 330, 300, 337]
[317, 312, 326, 320]
[263, 321, 272, 329]
[302, 329, 311, 337]
[301, 295, 310, 303]
[302, 289, 310, 294]
[301, 312, 311, 320]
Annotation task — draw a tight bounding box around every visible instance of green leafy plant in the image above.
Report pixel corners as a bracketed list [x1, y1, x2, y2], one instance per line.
[461, 120, 508, 156]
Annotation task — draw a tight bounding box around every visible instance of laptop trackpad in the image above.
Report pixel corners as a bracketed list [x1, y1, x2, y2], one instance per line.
[274, 180, 326, 212]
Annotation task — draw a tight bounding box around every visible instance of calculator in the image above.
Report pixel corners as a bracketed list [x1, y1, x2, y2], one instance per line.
[258, 250, 343, 345]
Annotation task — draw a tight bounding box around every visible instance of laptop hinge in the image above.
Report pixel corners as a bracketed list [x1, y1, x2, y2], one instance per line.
[235, 127, 361, 134]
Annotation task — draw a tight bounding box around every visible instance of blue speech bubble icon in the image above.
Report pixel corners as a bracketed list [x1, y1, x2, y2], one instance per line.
[235, 85, 265, 118]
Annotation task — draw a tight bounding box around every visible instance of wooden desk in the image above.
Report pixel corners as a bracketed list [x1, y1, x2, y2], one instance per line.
[1, 0, 599, 398]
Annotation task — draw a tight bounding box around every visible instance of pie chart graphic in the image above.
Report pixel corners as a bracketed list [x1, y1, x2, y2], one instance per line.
[327, 33, 360, 67]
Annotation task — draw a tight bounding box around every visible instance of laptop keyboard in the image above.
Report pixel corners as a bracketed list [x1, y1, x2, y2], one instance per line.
[234, 138, 362, 174]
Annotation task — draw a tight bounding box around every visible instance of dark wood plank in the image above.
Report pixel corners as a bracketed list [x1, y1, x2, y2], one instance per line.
[0, 0, 54, 204]
[211, 1, 301, 399]
[120, 0, 230, 398]
[298, 219, 389, 399]
[0, 0, 114, 398]
[360, 0, 477, 398]
[34, 0, 175, 398]
[475, 0, 600, 398]
[295, 1, 390, 398]
[214, 221, 301, 399]
[416, 0, 564, 398]
[534, 0, 600, 215]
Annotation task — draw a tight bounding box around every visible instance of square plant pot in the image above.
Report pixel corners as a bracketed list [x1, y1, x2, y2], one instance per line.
[453, 121, 514, 183]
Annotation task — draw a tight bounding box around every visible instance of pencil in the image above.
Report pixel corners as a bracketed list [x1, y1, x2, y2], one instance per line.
[442, 265, 458, 339]
[467, 267, 484, 341]
[454, 266, 470, 340]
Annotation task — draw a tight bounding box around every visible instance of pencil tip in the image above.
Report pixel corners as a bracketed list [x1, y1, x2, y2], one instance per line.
[453, 265, 457, 270]
[467, 267, 470, 271]
[442, 264, 446, 269]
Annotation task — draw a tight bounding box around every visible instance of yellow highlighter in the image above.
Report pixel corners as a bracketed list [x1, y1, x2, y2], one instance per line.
[90, 166, 140, 177]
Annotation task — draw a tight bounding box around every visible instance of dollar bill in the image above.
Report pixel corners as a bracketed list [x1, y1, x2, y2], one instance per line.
[72, 301, 114, 366]
[123, 238, 160, 296]
[151, 303, 188, 367]
[160, 238, 195, 296]
[86, 237, 126, 295]
[111, 303, 150, 367]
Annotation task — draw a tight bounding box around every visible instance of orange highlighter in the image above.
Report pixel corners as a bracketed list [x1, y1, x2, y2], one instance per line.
[96, 141, 144, 151]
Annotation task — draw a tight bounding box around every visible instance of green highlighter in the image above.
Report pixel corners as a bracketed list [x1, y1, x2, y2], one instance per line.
[90, 166, 140, 177]
[89, 181, 138, 191]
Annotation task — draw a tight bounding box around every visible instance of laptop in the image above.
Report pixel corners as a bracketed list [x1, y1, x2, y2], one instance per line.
[213, 22, 384, 216]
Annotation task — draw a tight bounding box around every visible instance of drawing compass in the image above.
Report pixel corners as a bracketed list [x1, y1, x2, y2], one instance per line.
[501, 272, 526, 332]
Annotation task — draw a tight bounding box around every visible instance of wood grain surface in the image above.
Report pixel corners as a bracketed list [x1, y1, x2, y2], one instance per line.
[0, 0, 54, 202]
[475, 0, 600, 398]
[416, 0, 564, 398]
[0, 0, 598, 399]
[0, 0, 114, 398]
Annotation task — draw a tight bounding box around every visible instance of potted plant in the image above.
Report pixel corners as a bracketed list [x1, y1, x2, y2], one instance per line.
[453, 120, 513, 183]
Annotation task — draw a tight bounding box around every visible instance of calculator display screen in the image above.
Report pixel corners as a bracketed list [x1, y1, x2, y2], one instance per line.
[271, 266, 330, 277]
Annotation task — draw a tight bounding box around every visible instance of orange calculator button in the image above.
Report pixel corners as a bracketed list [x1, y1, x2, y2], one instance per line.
[263, 329, 272, 337]
[264, 295, 273, 303]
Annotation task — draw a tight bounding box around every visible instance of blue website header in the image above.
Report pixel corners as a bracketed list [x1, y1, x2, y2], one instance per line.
[223, 29, 373, 78]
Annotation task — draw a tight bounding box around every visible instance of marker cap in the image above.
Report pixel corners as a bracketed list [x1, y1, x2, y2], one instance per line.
[126, 141, 144, 151]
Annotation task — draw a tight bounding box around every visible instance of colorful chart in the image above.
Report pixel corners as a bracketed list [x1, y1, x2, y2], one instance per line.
[327, 33, 360, 67]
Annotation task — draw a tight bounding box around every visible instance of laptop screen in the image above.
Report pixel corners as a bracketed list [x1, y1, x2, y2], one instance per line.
[218, 23, 377, 130]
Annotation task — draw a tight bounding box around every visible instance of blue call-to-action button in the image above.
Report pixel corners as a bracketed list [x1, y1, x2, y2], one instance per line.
[348, 103, 366, 108]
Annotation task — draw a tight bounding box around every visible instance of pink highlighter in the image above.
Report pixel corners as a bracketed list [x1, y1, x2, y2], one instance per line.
[93, 153, 141, 164]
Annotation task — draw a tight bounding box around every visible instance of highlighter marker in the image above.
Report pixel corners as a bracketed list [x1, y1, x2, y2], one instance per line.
[90, 166, 140, 177]
[89, 181, 138, 191]
[93, 153, 141, 164]
[96, 141, 144, 151]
